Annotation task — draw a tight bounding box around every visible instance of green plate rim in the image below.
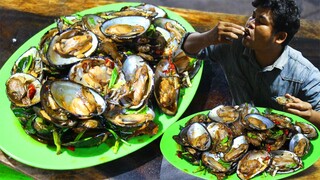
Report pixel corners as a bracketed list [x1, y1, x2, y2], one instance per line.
[160, 108, 320, 180]
[0, 2, 202, 170]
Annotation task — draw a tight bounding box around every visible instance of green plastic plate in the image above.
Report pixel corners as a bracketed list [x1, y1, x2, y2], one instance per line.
[0, 2, 202, 170]
[160, 108, 320, 179]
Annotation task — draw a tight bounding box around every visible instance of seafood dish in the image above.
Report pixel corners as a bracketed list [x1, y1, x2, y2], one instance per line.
[4, 3, 201, 155]
[173, 104, 318, 179]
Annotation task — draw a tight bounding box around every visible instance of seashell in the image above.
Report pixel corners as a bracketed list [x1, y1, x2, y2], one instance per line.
[6, 73, 41, 107]
[237, 150, 271, 180]
[289, 133, 310, 157]
[206, 122, 233, 153]
[223, 135, 249, 162]
[46, 29, 98, 68]
[208, 105, 240, 124]
[244, 113, 275, 130]
[295, 122, 318, 139]
[268, 150, 302, 176]
[48, 80, 107, 119]
[175, 122, 212, 151]
[100, 16, 151, 40]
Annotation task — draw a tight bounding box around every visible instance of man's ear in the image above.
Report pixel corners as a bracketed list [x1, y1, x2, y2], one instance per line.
[275, 32, 287, 44]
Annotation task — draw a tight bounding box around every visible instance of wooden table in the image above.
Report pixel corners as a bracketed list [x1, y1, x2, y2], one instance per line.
[1, 1, 319, 179]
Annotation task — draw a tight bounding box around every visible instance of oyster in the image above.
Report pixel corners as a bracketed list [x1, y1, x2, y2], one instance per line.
[237, 150, 271, 180]
[268, 150, 302, 176]
[6, 73, 41, 107]
[100, 16, 150, 40]
[289, 133, 310, 157]
[208, 105, 240, 124]
[47, 29, 98, 68]
[82, 14, 108, 41]
[153, 17, 186, 44]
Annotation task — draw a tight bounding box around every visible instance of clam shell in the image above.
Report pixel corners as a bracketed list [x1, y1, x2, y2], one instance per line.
[185, 122, 212, 151]
[237, 150, 271, 180]
[223, 135, 249, 162]
[295, 122, 318, 139]
[289, 133, 310, 157]
[121, 55, 154, 109]
[11, 46, 43, 81]
[208, 105, 240, 124]
[6, 73, 41, 107]
[244, 113, 275, 130]
[100, 16, 151, 40]
[268, 150, 302, 176]
[50, 80, 107, 119]
[206, 122, 233, 153]
[46, 29, 98, 68]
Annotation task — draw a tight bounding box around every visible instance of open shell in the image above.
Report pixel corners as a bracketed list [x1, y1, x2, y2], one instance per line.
[208, 105, 240, 124]
[6, 73, 41, 107]
[268, 150, 302, 176]
[49, 80, 107, 119]
[289, 133, 310, 157]
[46, 29, 98, 68]
[100, 16, 151, 40]
[244, 113, 275, 130]
[237, 150, 271, 180]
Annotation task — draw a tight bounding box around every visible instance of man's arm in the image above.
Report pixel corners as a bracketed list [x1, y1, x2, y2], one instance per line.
[183, 21, 245, 55]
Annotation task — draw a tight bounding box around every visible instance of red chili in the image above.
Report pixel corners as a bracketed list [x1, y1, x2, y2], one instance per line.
[266, 144, 272, 152]
[105, 58, 114, 69]
[27, 84, 36, 100]
[67, 146, 75, 151]
[284, 129, 289, 135]
[265, 156, 271, 160]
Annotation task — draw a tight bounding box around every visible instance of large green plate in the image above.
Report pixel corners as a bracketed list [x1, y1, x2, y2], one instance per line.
[0, 3, 202, 170]
[160, 108, 320, 179]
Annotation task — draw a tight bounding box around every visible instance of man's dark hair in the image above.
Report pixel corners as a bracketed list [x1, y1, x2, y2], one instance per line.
[252, 0, 301, 46]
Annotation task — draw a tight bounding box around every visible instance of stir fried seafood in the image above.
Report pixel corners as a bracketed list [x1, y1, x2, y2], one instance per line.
[173, 104, 318, 179]
[5, 3, 200, 154]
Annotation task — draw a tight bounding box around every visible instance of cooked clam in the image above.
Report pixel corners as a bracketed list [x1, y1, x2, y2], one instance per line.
[208, 105, 240, 124]
[223, 135, 249, 162]
[276, 96, 294, 105]
[268, 150, 302, 176]
[237, 150, 271, 180]
[202, 151, 235, 174]
[185, 122, 212, 151]
[49, 80, 106, 119]
[6, 73, 41, 107]
[11, 47, 43, 80]
[47, 29, 98, 68]
[289, 133, 310, 157]
[154, 59, 180, 115]
[100, 16, 150, 40]
[120, 55, 154, 109]
[206, 122, 233, 153]
[295, 122, 318, 139]
[244, 113, 274, 130]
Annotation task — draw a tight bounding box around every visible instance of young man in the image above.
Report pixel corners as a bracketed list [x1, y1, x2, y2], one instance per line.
[181, 0, 320, 127]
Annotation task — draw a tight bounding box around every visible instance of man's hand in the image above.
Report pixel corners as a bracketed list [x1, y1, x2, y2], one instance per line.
[284, 94, 320, 128]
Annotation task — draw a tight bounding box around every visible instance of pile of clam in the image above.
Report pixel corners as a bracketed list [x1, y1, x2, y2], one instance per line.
[5, 3, 200, 152]
[173, 104, 318, 179]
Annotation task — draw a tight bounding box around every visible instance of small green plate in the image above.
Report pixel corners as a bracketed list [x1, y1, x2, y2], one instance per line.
[160, 108, 320, 179]
[0, 2, 202, 170]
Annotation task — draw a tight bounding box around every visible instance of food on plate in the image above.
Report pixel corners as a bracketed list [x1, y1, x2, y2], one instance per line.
[173, 104, 318, 179]
[5, 3, 201, 154]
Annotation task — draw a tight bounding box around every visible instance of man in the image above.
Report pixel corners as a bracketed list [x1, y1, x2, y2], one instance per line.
[181, 0, 320, 127]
